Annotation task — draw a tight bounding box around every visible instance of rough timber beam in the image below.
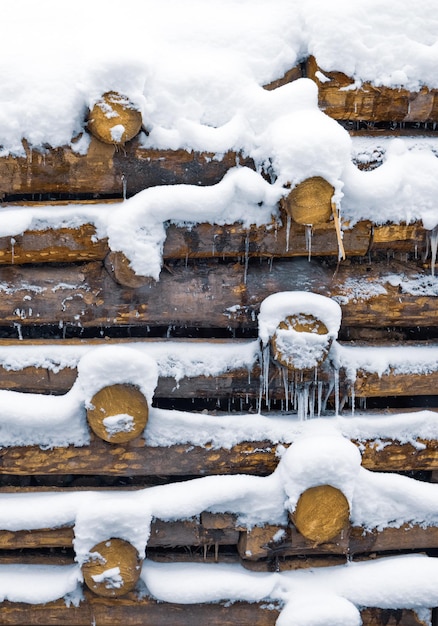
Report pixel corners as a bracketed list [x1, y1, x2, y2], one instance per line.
[0, 593, 429, 626]
[0, 434, 435, 476]
[0, 216, 371, 265]
[0, 259, 436, 329]
[306, 56, 438, 122]
[0, 137, 254, 197]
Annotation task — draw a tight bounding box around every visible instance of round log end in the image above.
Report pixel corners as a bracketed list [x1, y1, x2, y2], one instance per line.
[284, 177, 334, 225]
[291, 484, 350, 544]
[82, 538, 142, 597]
[271, 314, 330, 371]
[87, 383, 149, 443]
[87, 92, 142, 145]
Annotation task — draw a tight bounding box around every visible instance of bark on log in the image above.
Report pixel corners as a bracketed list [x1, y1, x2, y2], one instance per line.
[238, 523, 438, 560]
[306, 56, 438, 122]
[0, 137, 255, 197]
[81, 538, 141, 597]
[0, 258, 436, 329]
[87, 384, 149, 444]
[0, 436, 435, 477]
[0, 213, 372, 267]
[0, 595, 429, 626]
[0, 338, 436, 402]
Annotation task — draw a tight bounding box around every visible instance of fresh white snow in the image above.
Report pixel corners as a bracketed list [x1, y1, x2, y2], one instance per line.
[0, 0, 437, 621]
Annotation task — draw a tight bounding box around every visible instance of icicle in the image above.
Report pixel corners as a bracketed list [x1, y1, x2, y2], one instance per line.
[10, 238, 15, 264]
[243, 232, 250, 284]
[268, 256, 274, 272]
[334, 368, 340, 415]
[121, 175, 127, 200]
[305, 225, 312, 262]
[281, 367, 289, 412]
[430, 227, 438, 277]
[350, 384, 355, 416]
[285, 214, 291, 253]
[317, 380, 323, 417]
[13, 322, 23, 340]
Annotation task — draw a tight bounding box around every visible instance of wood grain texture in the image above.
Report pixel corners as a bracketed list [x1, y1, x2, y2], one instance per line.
[307, 56, 438, 122]
[0, 136, 255, 197]
[0, 436, 435, 476]
[0, 258, 435, 329]
[0, 212, 372, 267]
[0, 595, 428, 626]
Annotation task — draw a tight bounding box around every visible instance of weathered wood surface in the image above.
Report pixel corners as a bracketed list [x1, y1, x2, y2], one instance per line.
[0, 136, 255, 198]
[0, 517, 239, 551]
[0, 513, 436, 558]
[0, 259, 436, 329]
[0, 593, 427, 626]
[0, 434, 435, 476]
[306, 56, 438, 122]
[0, 338, 437, 401]
[0, 214, 372, 266]
[238, 523, 438, 560]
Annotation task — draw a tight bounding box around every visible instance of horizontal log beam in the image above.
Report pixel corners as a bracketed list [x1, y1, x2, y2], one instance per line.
[0, 434, 435, 476]
[0, 592, 427, 626]
[0, 137, 254, 197]
[0, 258, 435, 329]
[0, 514, 436, 559]
[0, 214, 371, 266]
[238, 523, 438, 560]
[306, 56, 438, 122]
[0, 338, 437, 404]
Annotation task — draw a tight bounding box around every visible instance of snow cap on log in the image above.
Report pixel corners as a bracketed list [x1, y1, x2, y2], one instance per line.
[277, 433, 361, 516]
[87, 92, 142, 145]
[76, 345, 158, 407]
[258, 291, 342, 371]
[82, 538, 142, 597]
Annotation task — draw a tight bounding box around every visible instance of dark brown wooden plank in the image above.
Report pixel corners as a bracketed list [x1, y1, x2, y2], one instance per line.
[0, 136, 255, 198]
[0, 258, 436, 329]
[0, 215, 371, 266]
[0, 594, 428, 626]
[0, 595, 429, 626]
[306, 56, 438, 122]
[239, 523, 438, 560]
[0, 434, 435, 476]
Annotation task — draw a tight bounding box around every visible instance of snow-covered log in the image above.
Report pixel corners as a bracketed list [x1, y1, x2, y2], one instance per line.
[86, 384, 149, 444]
[81, 537, 142, 597]
[0, 139, 253, 197]
[307, 56, 438, 123]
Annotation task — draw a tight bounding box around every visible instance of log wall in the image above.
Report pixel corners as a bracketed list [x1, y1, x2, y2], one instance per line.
[0, 57, 437, 626]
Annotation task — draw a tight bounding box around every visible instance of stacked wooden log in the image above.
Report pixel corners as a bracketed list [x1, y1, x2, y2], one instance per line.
[0, 62, 437, 626]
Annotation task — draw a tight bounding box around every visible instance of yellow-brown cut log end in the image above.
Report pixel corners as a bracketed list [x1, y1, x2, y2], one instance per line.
[283, 177, 334, 225]
[86, 383, 149, 443]
[291, 484, 350, 544]
[87, 92, 142, 145]
[271, 314, 329, 371]
[82, 538, 142, 597]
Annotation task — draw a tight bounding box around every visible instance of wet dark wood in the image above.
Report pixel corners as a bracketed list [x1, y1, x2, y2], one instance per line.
[307, 56, 438, 122]
[0, 258, 436, 329]
[0, 136, 255, 198]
